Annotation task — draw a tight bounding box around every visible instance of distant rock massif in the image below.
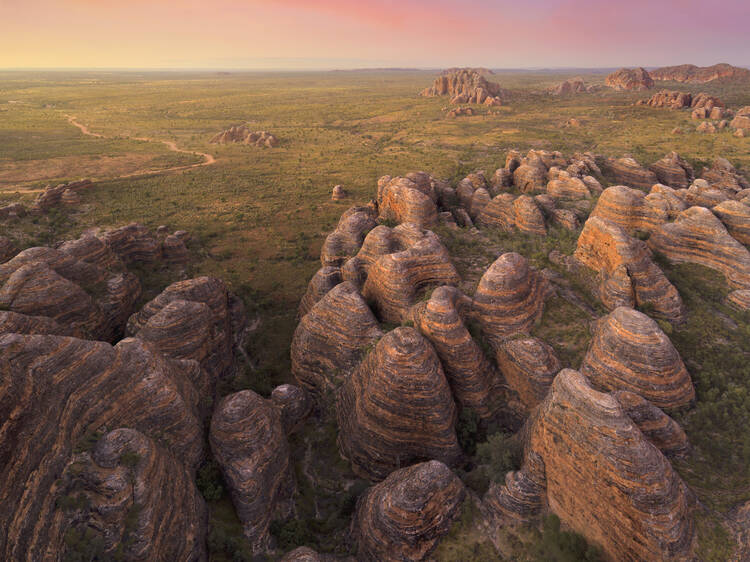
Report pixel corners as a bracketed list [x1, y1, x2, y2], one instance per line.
[421, 68, 504, 106]
[605, 67, 655, 91]
[210, 125, 278, 147]
[651, 63, 750, 84]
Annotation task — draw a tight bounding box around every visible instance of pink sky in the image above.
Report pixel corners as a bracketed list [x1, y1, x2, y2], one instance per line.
[1, 0, 748, 69]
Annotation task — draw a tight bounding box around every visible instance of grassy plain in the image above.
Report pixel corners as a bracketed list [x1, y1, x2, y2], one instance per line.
[1, 69, 749, 560]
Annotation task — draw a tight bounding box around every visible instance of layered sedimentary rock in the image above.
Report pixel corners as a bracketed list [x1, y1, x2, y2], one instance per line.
[648, 206, 750, 289]
[473, 253, 552, 343]
[320, 206, 378, 267]
[696, 121, 716, 134]
[513, 159, 547, 193]
[712, 200, 750, 245]
[60, 428, 207, 561]
[421, 68, 503, 106]
[0, 333, 206, 560]
[361, 226, 459, 323]
[701, 157, 750, 193]
[512, 195, 546, 235]
[580, 307, 695, 409]
[590, 185, 668, 233]
[574, 216, 685, 322]
[613, 391, 690, 458]
[336, 328, 462, 481]
[209, 390, 295, 551]
[727, 289, 750, 311]
[409, 286, 502, 420]
[486, 370, 694, 561]
[298, 266, 342, 317]
[605, 67, 654, 91]
[636, 90, 693, 109]
[546, 171, 592, 200]
[477, 193, 516, 231]
[649, 184, 688, 219]
[548, 78, 598, 95]
[100, 223, 162, 265]
[32, 179, 92, 213]
[651, 63, 750, 83]
[649, 152, 694, 189]
[0, 236, 17, 263]
[127, 276, 239, 379]
[482, 449, 547, 523]
[495, 337, 561, 411]
[353, 461, 466, 562]
[281, 547, 325, 562]
[58, 233, 123, 271]
[210, 125, 278, 147]
[0, 310, 77, 336]
[600, 157, 658, 190]
[291, 281, 382, 394]
[271, 384, 313, 435]
[731, 107, 750, 131]
[378, 176, 438, 228]
[683, 180, 728, 208]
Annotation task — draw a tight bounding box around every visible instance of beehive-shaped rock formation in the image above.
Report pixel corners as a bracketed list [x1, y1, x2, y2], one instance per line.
[590, 185, 668, 233]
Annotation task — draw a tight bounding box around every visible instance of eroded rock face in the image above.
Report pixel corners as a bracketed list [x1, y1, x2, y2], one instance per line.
[712, 200, 750, 245]
[590, 185, 668, 233]
[648, 206, 750, 289]
[701, 156, 750, 193]
[60, 428, 207, 561]
[0, 333, 205, 560]
[495, 337, 561, 412]
[378, 176, 438, 228]
[353, 460, 466, 562]
[473, 253, 552, 344]
[298, 266, 342, 317]
[100, 223, 161, 265]
[320, 206, 378, 267]
[271, 384, 313, 435]
[513, 195, 546, 235]
[574, 216, 685, 322]
[601, 157, 658, 190]
[580, 307, 695, 409]
[649, 152, 694, 189]
[0, 236, 18, 263]
[291, 281, 382, 395]
[32, 179, 92, 213]
[421, 68, 503, 106]
[209, 390, 295, 552]
[637, 90, 694, 109]
[651, 63, 750, 84]
[613, 391, 690, 458]
[210, 125, 278, 147]
[605, 67, 654, 91]
[486, 370, 694, 561]
[336, 327, 462, 481]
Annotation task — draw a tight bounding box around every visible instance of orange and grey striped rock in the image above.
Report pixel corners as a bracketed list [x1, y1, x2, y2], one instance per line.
[336, 328, 462, 481]
[649, 184, 688, 219]
[612, 391, 690, 459]
[271, 384, 313, 435]
[298, 266, 342, 317]
[712, 200, 750, 245]
[409, 286, 502, 421]
[469, 187, 491, 220]
[0, 245, 109, 288]
[58, 233, 123, 271]
[362, 227, 459, 323]
[727, 289, 750, 311]
[0, 310, 77, 336]
[546, 171, 592, 200]
[473, 253, 552, 344]
[320, 206, 378, 267]
[378, 176, 438, 228]
[291, 281, 382, 395]
[0, 333, 206, 560]
[605, 67, 655, 91]
[31, 179, 92, 212]
[574, 216, 685, 323]
[701, 157, 750, 193]
[495, 337, 561, 412]
[513, 160, 547, 193]
[683, 180, 729, 208]
[649, 152, 694, 189]
[209, 390, 295, 552]
[127, 276, 237, 378]
[590, 185, 668, 233]
[512, 195, 546, 235]
[492, 167, 513, 191]
[580, 307, 695, 409]
[353, 460, 466, 562]
[0, 236, 17, 263]
[477, 193, 516, 231]
[59, 428, 207, 561]
[98, 272, 142, 342]
[482, 449, 547, 523]
[505, 370, 694, 561]
[648, 206, 750, 289]
[534, 195, 580, 231]
[601, 157, 658, 190]
[100, 223, 161, 264]
[162, 234, 189, 264]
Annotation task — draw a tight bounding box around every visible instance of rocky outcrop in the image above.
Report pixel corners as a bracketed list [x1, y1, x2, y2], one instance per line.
[600, 156, 658, 190]
[712, 200, 750, 245]
[0, 236, 17, 263]
[353, 460, 466, 562]
[731, 107, 750, 130]
[648, 206, 750, 289]
[727, 289, 750, 311]
[473, 253, 552, 344]
[605, 67, 654, 91]
[574, 216, 685, 322]
[291, 281, 382, 395]
[298, 266, 342, 317]
[31, 179, 92, 213]
[320, 206, 378, 267]
[701, 157, 750, 194]
[0, 333, 206, 560]
[485, 370, 694, 561]
[409, 286, 504, 421]
[210, 125, 278, 147]
[336, 327, 462, 481]
[331, 184, 347, 200]
[209, 390, 295, 552]
[651, 63, 750, 84]
[477, 193, 516, 231]
[649, 183, 688, 219]
[580, 307, 695, 409]
[636, 90, 693, 109]
[612, 391, 690, 458]
[696, 121, 716, 134]
[361, 225, 459, 324]
[512, 195, 546, 235]
[378, 176, 438, 228]
[548, 78, 599, 95]
[0, 310, 77, 336]
[649, 152, 694, 189]
[421, 68, 503, 106]
[99, 223, 162, 265]
[590, 185, 668, 233]
[495, 337, 561, 412]
[546, 170, 594, 200]
[271, 384, 313, 435]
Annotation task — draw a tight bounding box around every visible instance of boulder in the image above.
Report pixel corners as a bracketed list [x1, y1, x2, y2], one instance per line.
[580, 307, 695, 409]
[696, 121, 716, 134]
[378, 177, 438, 228]
[353, 461, 466, 562]
[477, 193, 516, 231]
[331, 184, 347, 200]
[546, 172, 592, 200]
[512, 195, 546, 235]
[100, 223, 161, 264]
[336, 328, 462, 480]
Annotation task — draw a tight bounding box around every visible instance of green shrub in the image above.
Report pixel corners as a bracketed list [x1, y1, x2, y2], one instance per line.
[476, 431, 522, 483]
[197, 459, 226, 502]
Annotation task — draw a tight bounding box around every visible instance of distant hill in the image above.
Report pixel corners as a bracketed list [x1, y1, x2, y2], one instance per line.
[651, 63, 750, 83]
